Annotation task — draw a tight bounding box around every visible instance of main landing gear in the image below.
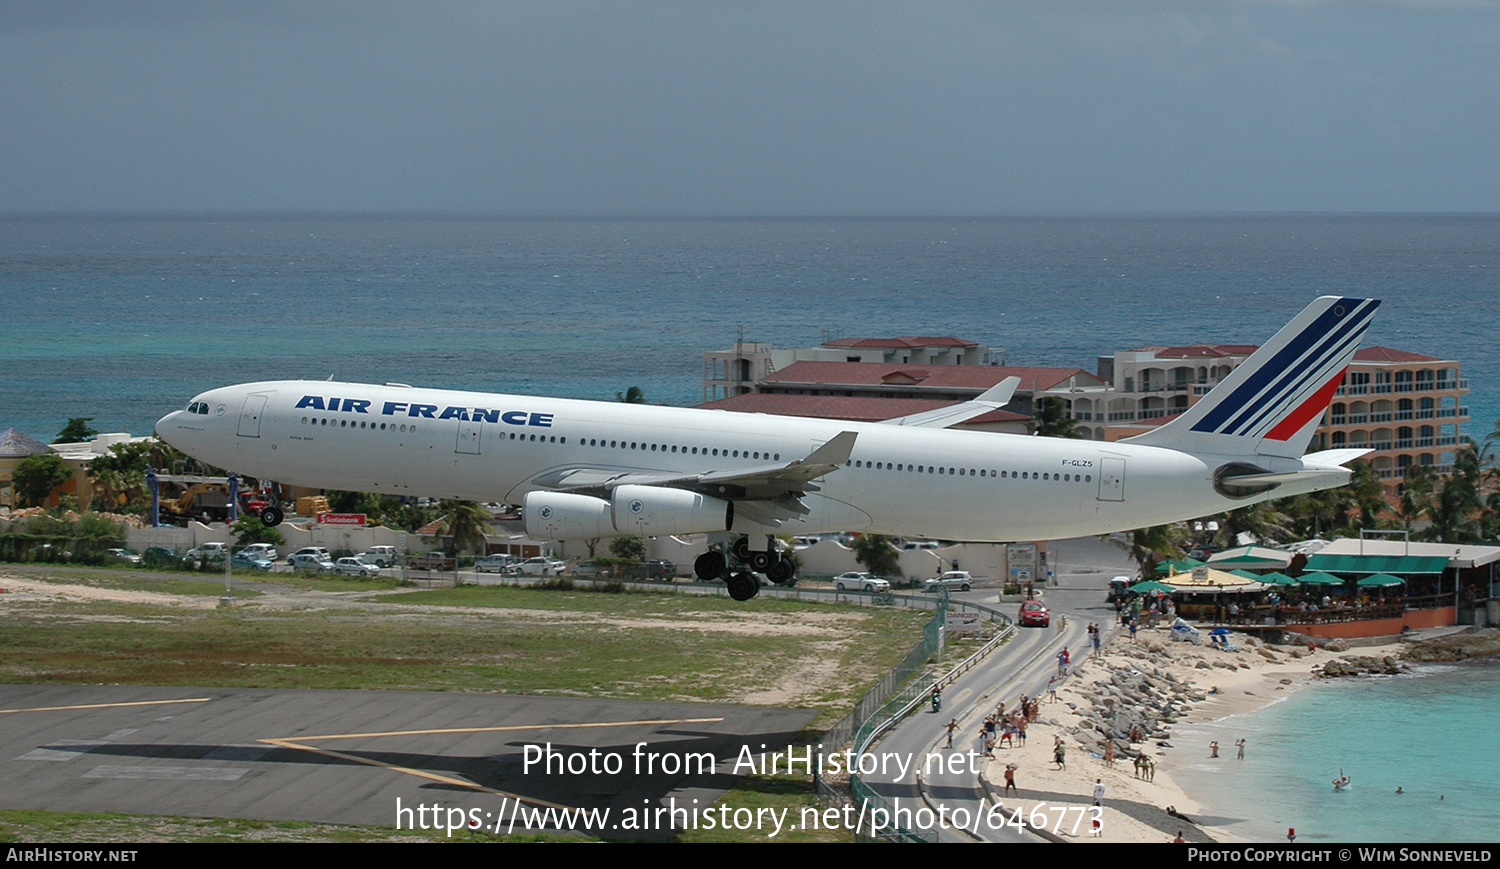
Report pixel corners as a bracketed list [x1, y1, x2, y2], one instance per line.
[695, 535, 796, 601]
[260, 506, 284, 527]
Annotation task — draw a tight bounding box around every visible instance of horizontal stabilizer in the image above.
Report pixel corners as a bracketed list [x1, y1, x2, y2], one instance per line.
[881, 377, 1019, 429]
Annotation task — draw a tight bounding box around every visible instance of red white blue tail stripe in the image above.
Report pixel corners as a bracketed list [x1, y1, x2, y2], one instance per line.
[1125, 296, 1378, 460]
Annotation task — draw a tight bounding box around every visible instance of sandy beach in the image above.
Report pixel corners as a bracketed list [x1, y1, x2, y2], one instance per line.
[970, 625, 1405, 844]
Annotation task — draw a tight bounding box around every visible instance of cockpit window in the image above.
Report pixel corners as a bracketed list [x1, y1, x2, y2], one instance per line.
[186, 401, 210, 415]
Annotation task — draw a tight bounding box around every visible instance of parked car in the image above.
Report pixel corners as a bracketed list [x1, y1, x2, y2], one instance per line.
[289, 553, 336, 572]
[105, 548, 143, 565]
[570, 560, 605, 578]
[923, 571, 973, 593]
[1018, 600, 1051, 627]
[640, 559, 675, 581]
[1106, 576, 1132, 603]
[507, 556, 566, 576]
[360, 546, 398, 568]
[236, 543, 279, 562]
[286, 547, 331, 564]
[832, 572, 890, 592]
[141, 547, 184, 568]
[185, 542, 229, 562]
[231, 552, 275, 571]
[475, 554, 515, 573]
[333, 557, 380, 577]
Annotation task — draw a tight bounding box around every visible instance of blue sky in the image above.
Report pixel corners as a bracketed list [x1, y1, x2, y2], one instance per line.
[3, 0, 1496, 215]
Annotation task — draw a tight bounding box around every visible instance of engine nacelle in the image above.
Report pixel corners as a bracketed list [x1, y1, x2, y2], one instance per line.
[523, 491, 614, 540]
[523, 486, 734, 540]
[612, 485, 734, 537]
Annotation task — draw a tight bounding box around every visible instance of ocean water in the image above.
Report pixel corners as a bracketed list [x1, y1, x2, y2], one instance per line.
[1171, 658, 1500, 844]
[1, 214, 1496, 439]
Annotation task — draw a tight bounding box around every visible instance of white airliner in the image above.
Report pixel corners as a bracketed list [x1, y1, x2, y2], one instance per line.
[157, 295, 1378, 600]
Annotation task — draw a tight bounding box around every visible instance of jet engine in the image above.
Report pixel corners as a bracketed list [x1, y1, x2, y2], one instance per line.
[523, 485, 733, 541]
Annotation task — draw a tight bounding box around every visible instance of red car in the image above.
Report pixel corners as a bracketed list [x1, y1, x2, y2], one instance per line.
[1018, 601, 1051, 627]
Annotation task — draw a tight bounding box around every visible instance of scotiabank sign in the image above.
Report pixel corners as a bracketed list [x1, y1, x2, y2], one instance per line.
[316, 513, 367, 526]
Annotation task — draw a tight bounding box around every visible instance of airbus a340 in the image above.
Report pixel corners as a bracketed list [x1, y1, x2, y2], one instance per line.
[157, 296, 1378, 601]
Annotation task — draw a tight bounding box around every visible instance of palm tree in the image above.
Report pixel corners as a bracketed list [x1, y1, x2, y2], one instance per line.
[434, 500, 493, 555]
[1422, 445, 1483, 543]
[616, 386, 647, 404]
[1031, 397, 1083, 438]
[1214, 502, 1292, 548]
[1111, 524, 1186, 577]
[1396, 464, 1436, 530]
[850, 534, 902, 579]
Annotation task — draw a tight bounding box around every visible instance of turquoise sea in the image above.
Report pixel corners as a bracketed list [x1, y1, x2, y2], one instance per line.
[1172, 658, 1500, 844]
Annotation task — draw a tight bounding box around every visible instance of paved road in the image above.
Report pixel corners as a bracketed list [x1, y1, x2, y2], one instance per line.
[858, 535, 1134, 842]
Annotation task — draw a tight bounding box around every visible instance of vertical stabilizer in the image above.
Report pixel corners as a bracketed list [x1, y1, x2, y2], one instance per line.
[1122, 296, 1379, 460]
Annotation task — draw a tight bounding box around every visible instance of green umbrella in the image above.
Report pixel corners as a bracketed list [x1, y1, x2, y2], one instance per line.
[1129, 580, 1177, 594]
[1153, 558, 1204, 575]
[1294, 571, 1344, 586]
[1356, 573, 1406, 588]
[1260, 571, 1299, 586]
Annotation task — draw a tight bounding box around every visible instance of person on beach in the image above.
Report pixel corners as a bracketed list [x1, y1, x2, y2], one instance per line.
[1235, 738, 1245, 760]
[1093, 778, 1105, 805]
[1046, 675, 1058, 702]
[1104, 740, 1116, 769]
[1210, 741, 1219, 758]
[1053, 737, 1067, 770]
[945, 717, 958, 748]
[1004, 764, 1018, 796]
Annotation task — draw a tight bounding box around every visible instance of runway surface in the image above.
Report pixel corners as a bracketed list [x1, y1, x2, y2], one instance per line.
[0, 684, 813, 837]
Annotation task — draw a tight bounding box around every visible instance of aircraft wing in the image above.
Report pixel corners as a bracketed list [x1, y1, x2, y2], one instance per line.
[879, 377, 1019, 429]
[532, 432, 858, 525]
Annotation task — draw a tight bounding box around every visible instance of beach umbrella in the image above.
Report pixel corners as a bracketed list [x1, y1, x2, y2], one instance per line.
[1153, 558, 1204, 575]
[1293, 571, 1344, 586]
[1356, 573, 1406, 588]
[1260, 572, 1298, 586]
[1129, 580, 1177, 594]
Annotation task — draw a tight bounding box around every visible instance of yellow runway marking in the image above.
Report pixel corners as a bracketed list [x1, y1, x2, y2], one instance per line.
[0, 697, 212, 715]
[259, 716, 725, 811]
[258, 737, 572, 810]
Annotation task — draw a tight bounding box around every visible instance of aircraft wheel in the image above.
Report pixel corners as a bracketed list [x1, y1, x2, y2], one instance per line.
[260, 506, 284, 527]
[694, 551, 728, 581]
[727, 572, 759, 601]
[767, 558, 796, 585]
[749, 549, 776, 572]
[731, 536, 752, 562]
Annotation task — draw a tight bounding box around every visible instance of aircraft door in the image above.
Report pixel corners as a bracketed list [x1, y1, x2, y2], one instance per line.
[455, 418, 482, 455]
[237, 394, 268, 438]
[1097, 457, 1125, 501]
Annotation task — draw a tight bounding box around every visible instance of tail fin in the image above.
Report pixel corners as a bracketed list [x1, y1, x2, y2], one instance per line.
[1123, 296, 1379, 460]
